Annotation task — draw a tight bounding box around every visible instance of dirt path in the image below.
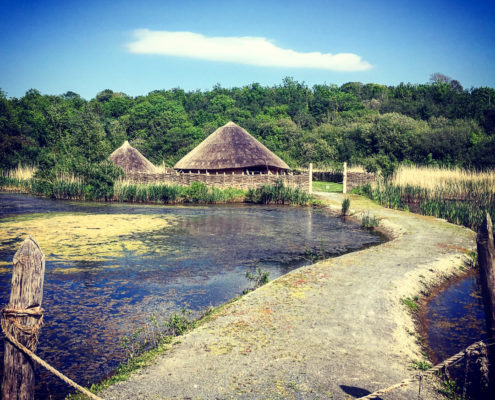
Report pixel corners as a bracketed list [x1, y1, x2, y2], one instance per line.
[101, 193, 475, 399]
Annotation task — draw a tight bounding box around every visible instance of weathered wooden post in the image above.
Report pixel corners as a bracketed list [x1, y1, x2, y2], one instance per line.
[2, 236, 45, 400]
[477, 213, 495, 397]
[342, 162, 347, 194]
[308, 163, 313, 194]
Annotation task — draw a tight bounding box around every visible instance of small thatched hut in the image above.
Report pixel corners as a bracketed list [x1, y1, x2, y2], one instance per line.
[174, 122, 290, 174]
[109, 141, 157, 174]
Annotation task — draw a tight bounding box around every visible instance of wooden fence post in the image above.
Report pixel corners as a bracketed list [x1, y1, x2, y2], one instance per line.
[477, 213, 495, 397]
[308, 163, 313, 194]
[342, 162, 347, 194]
[2, 236, 45, 400]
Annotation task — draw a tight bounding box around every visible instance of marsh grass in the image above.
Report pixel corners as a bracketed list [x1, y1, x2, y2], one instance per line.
[113, 180, 246, 204]
[0, 165, 36, 191]
[358, 165, 495, 231]
[392, 165, 495, 195]
[246, 180, 316, 205]
[1, 168, 246, 204]
[361, 211, 378, 228]
[243, 267, 270, 293]
[1, 168, 316, 207]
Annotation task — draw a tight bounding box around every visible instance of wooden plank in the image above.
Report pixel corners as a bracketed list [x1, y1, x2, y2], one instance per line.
[2, 236, 45, 400]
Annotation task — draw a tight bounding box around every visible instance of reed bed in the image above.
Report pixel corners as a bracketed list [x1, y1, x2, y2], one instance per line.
[1, 166, 316, 206]
[358, 165, 495, 231]
[113, 180, 246, 204]
[246, 181, 316, 205]
[0, 165, 36, 192]
[4, 165, 36, 180]
[391, 165, 495, 199]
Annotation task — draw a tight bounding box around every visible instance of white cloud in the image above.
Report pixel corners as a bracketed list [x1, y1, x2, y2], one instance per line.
[127, 30, 372, 71]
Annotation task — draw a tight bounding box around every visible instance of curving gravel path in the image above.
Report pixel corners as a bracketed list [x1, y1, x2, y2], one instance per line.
[101, 193, 475, 399]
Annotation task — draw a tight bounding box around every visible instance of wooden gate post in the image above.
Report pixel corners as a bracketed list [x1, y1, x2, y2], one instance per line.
[2, 236, 45, 400]
[308, 163, 313, 194]
[477, 213, 495, 397]
[342, 162, 347, 194]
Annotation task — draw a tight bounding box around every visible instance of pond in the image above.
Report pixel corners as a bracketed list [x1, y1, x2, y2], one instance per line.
[425, 270, 487, 398]
[426, 272, 487, 364]
[0, 193, 384, 399]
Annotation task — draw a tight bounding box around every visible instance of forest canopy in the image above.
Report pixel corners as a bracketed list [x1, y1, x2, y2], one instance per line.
[1, 76, 495, 179]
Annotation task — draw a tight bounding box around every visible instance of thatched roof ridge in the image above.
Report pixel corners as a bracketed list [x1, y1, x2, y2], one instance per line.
[174, 122, 290, 171]
[109, 141, 157, 173]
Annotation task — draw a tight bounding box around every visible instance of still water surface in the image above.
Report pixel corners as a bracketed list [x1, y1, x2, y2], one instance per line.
[427, 273, 487, 363]
[0, 193, 383, 399]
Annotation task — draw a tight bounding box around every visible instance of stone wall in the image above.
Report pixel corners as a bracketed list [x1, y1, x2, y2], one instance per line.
[346, 171, 375, 191]
[126, 170, 311, 192]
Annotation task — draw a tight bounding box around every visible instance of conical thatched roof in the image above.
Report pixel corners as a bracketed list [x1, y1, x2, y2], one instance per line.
[174, 122, 290, 172]
[109, 141, 157, 173]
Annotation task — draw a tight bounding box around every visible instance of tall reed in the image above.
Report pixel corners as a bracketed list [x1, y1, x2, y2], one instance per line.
[0, 165, 36, 192]
[358, 165, 495, 231]
[1, 168, 316, 207]
[246, 180, 315, 205]
[113, 180, 245, 204]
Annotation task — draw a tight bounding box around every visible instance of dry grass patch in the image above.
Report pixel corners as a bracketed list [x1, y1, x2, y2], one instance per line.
[391, 165, 495, 196]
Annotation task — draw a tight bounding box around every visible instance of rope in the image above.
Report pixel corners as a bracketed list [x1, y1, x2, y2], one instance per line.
[1, 307, 104, 400]
[357, 340, 486, 400]
[2, 306, 44, 350]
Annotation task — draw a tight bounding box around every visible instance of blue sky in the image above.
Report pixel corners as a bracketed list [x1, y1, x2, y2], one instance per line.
[1, 0, 494, 99]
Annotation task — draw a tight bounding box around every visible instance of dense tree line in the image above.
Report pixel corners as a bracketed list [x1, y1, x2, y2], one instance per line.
[1, 76, 495, 181]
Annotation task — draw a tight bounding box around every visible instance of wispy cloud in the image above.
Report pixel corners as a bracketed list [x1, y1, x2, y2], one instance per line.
[127, 30, 372, 71]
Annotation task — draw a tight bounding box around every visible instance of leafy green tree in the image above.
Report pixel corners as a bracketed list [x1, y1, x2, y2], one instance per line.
[0, 89, 25, 168]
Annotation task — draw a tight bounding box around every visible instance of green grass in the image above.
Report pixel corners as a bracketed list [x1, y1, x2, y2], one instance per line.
[410, 359, 432, 371]
[312, 181, 343, 193]
[401, 296, 420, 312]
[436, 379, 465, 400]
[246, 181, 318, 205]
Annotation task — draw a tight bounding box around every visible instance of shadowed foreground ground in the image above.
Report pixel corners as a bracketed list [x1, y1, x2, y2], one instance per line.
[101, 193, 475, 399]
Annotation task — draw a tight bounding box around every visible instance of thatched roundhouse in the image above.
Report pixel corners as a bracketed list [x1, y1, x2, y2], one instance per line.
[109, 141, 157, 174]
[174, 122, 290, 174]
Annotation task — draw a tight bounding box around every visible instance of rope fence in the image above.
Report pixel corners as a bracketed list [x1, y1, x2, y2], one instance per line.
[1, 306, 104, 400]
[1, 304, 491, 400]
[357, 339, 493, 399]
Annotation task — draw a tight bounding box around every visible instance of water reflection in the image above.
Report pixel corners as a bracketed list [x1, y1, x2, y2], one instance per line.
[427, 274, 487, 363]
[0, 194, 383, 399]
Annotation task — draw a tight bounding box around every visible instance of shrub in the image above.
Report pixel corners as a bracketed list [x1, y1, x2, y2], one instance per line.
[341, 198, 350, 216]
[244, 267, 270, 293]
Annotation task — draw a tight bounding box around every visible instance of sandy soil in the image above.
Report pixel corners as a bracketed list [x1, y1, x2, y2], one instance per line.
[100, 193, 475, 399]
